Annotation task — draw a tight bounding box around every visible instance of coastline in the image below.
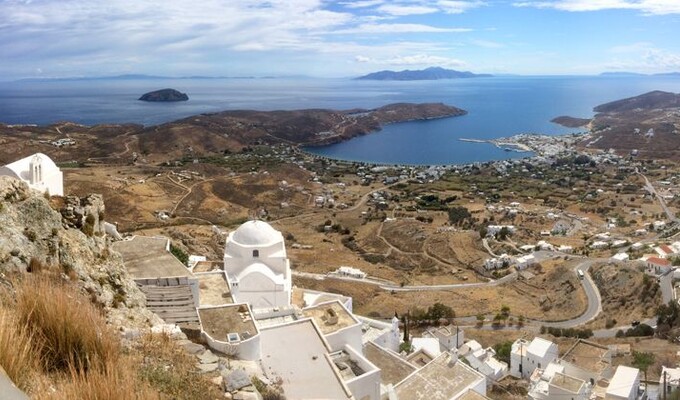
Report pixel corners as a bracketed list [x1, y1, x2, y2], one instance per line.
[459, 137, 533, 153]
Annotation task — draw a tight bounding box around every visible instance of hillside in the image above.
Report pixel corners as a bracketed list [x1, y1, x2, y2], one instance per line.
[0, 176, 154, 327]
[576, 91, 680, 160]
[0, 102, 465, 165]
[135, 102, 466, 158]
[356, 67, 492, 81]
[593, 90, 680, 113]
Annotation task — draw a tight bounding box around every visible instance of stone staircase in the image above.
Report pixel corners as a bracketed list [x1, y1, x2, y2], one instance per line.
[139, 284, 200, 325]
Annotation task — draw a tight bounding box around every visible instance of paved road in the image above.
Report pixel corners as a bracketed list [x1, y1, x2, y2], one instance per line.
[294, 253, 606, 329]
[292, 270, 518, 291]
[659, 271, 676, 304]
[638, 170, 679, 223]
[537, 258, 603, 328]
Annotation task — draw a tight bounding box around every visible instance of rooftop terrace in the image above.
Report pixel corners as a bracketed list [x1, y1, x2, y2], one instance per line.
[550, 372, 585, 394]
[302, 301, 358, 335]
[395, 353, 485, 400]
[259, 320, 352, 399]
[364, 341, 416, 386]
[195, 272, 232, 306]
[562, 340, 611, 375]
[112, 236, 192, 280]
[198, 304, 257, 343]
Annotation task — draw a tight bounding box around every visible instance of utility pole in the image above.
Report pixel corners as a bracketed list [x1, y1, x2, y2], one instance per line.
[519, 340, 524, 378]
[664, 370, 667, 400]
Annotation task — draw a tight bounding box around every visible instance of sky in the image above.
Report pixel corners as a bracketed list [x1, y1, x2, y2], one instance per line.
[1, 0, 680, 79]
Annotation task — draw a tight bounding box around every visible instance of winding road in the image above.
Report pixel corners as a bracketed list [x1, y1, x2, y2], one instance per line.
[293, 252, 607, 329]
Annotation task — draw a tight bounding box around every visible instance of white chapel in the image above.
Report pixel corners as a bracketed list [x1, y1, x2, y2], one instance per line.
[0, 153, 63, 196]
[223, 220, 292, 310]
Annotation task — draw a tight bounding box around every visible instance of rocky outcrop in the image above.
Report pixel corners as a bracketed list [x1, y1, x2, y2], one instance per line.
[0, 176, 158, 328]
[139, 88, 189, 102]
[60, 194, 106, 236]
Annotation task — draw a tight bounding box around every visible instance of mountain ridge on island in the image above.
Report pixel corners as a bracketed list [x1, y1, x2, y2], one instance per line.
[139, 88, 189, 102]
[355, 67, 492, 81]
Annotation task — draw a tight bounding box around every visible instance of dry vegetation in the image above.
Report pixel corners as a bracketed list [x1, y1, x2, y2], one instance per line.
[0, 272, 221, 399]
[588, 263, 662, 329]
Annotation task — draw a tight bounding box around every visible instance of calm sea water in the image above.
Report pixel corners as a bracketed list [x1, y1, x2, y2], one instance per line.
[1, 76, 679, 165]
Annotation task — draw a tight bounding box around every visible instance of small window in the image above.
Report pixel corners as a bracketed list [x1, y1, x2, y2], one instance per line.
[538, 362, 541, 369]
[253, 250, 259, 258]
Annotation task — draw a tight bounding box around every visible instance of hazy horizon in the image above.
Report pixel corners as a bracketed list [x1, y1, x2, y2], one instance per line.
[2, 0, 680, 81]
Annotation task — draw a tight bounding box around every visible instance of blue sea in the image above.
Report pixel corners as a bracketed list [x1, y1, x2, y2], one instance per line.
[1, 76, 680, 165]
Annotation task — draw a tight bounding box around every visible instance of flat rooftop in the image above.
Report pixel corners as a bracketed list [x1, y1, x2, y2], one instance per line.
[192, 260, 223, 273]
[195, 272, 232, 306]
[198, 305, 257, 342]
[407, 348, 435, 368]
[259, 320, 351, 400]
[302, 301, 358, 335]
[550, 372, 585, 394]
[562, 340, 610, 375]
[292, 287, 351, 309]
[395, 353, 485, 400]
[458, 389, 492, 400]
[112, 236, 192, 280]
[364, 342, 416, 386]
[331, 351, 367, 381]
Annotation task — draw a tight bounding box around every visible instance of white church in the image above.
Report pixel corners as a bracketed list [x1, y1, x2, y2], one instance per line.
[121, 219, 487, 400]
[223, 220, 292, 310]
[0, 153, 63, 196]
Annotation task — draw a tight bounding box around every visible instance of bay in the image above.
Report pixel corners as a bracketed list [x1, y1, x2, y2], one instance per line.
[1, 75, 679, 165]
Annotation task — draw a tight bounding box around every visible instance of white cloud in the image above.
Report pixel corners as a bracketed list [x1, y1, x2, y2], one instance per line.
[376, 4, 439, 15]
[603, 47, 680, 72]
[333, 23, 472, 34]
[340, 0, 386, 8]
[513, 0, 680, 15]
[354, 53, 467, 67]
[352, 0, 485, 16]
[437, 1, 487, 14]
[386, 54, 467, 67]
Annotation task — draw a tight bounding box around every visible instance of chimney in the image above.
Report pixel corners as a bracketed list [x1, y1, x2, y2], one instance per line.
[448, 349, 459, 366]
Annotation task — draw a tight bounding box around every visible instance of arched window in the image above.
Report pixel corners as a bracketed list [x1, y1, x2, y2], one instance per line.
[253, 250, 259, 258]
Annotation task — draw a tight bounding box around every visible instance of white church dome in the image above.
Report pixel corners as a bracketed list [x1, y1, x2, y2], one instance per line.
[232, 220, 281, 246]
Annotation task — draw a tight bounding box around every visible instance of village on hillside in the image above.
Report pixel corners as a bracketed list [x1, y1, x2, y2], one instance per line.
[4, 120, 680, 400]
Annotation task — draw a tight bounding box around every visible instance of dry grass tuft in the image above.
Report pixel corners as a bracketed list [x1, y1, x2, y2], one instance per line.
[15, 275, 120, 372]
[1, 275, 222, 400]
[53, 360, 159, 400]
[0, 308, 39, 391]
[136, 333, 223, 399]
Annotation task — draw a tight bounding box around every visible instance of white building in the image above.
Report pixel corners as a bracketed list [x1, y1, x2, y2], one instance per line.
[486, 225, 516, 237]
[484, 254, 513, 270]
[558, 245, 573, 253]
[223, 220, 292, 310]
[646, 256, 672, 276]
[335, 266, 367, 279]
[611, 253, 630, 262]
[590, 241, 609, 250]
[422, 325, 464, 351]
[606, 365, 640, 400]
[653, 221, 667, 231]
[660, 366, 680, 395]
[510, 337, 558, 379]
[516, 254, 537, 270]
[528, 363, 588, 400]
[0, 153, 63, 196]
[463, 340, 508, 381]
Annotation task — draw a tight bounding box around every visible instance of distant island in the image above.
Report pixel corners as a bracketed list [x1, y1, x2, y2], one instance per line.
[139, 88, 189, 102]
[355, 67, 492, 81]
